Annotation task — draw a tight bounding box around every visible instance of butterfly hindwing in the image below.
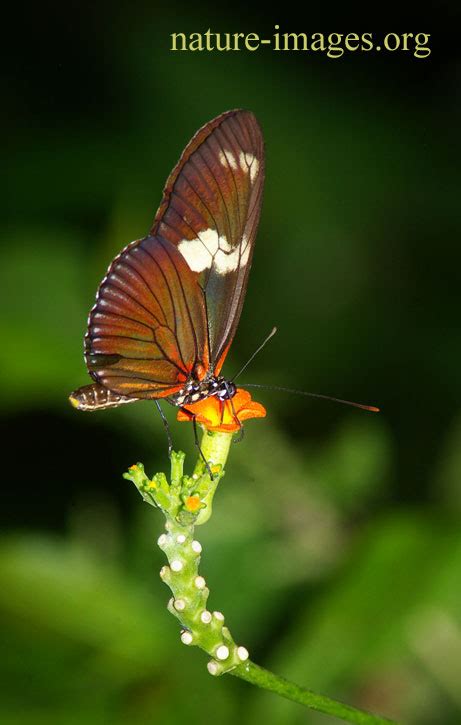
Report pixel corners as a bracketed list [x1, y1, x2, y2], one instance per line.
[84, 235, 209, 399]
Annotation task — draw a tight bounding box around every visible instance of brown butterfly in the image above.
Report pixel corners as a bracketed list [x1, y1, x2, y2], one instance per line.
[70, 110, 265, 426]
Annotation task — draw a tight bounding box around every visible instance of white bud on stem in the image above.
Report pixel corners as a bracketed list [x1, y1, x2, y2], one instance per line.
[207, 660, 220, 676]
[216, 645, 229, 660]
[237, 646, 249, 662]
[180, 630, 193, 645]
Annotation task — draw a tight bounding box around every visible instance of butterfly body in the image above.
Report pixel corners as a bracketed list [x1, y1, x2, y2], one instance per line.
[172, 376, 237, 407]
[70, 374, 236, 412]
[70, 110, 264, 424]
[69, 383, 136, 411]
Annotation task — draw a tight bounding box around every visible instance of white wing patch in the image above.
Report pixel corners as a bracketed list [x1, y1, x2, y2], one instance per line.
[178, 228, 250, 275]
[218, 150, 238, 170]
[178, 237, 213, 273]
[218, 149, 259, 183]
[239, 151, 259, 183]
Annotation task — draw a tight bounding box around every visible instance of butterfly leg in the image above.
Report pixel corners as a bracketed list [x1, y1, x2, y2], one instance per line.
[223, 381, 244, 444]
[229, 396, 245, 444]
[217, 396, 244, 442]
[219, 398, 225, 425]
[232, 422, 245, 444]
[154, 400, 173, 457]
[191, 414, 214, 479]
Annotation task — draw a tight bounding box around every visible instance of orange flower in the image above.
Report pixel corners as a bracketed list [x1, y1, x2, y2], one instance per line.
[177, 388, 266, 433]
[184, 495, 202, 512]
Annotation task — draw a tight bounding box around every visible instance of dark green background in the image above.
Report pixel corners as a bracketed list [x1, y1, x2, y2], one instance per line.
[3, 7, 461, 724]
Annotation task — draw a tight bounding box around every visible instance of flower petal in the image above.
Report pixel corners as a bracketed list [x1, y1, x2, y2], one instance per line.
[176, 388, 266, 432]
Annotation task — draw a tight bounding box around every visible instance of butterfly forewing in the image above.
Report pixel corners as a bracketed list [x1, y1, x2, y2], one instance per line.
[152, 110, 265, 371]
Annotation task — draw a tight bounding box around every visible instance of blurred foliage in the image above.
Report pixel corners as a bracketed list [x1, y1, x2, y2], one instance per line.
[2, 5, 461, 724]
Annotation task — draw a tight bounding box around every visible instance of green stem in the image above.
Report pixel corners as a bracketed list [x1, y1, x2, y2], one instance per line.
[193, 430, 233, 525]
[124, 429, 398, 725]
[230, 661, 396, 725]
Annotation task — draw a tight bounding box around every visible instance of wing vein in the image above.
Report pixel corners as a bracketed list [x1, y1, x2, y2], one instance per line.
[158, 237, 201, 368]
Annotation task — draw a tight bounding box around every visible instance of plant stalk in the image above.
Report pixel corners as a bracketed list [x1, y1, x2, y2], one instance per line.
[124, 428, 398, 725]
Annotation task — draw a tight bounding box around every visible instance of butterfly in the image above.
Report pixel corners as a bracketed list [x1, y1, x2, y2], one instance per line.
[69, 109, 265, 433]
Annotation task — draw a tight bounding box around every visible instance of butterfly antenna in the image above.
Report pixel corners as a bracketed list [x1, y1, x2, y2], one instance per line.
[231, 327, 278, 383]
[242, 383, 380, 413]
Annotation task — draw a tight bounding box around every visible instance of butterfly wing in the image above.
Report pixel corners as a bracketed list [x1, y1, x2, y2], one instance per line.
[83, 235, 209, 399]
[73, 110, 264, 409]
[152, 109, 265, 373]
